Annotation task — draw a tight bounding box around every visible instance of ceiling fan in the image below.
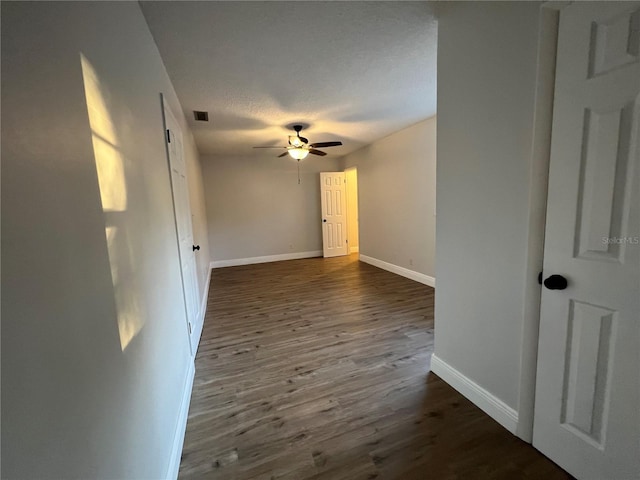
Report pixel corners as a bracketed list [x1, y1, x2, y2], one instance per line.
[253, 125, 342, 160]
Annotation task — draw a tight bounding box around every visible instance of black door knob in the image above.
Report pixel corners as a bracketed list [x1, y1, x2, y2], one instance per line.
[193, 245, 200, 251]
[543, 274, 568, 290]
[323, 219, 327, 223]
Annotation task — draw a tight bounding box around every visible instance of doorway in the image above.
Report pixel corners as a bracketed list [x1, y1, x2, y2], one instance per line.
[320, 172, 349, 258]
[162, 96, 202, 355]
[345, 167, 359, 254]
[531, 2, 639, 479]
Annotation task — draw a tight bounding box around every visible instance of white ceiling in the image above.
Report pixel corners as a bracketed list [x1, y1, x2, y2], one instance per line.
[141, 1, 437, 157]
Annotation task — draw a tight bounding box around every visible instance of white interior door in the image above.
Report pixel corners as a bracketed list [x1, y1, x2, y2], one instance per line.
[320, 172, 349, 258]
[163, 98, 201, 355]
[533, 3, 640, 479]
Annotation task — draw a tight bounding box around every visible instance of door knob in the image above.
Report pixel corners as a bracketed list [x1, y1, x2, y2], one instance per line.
[323, 219, 327, 223]
[192, 245, 200, 251]
[543, 274, 568, 290]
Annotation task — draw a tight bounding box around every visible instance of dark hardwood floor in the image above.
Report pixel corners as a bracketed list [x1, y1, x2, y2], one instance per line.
[179, 254, 570, 479]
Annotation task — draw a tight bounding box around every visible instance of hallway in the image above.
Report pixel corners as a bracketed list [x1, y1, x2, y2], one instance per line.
[179, 256, 570, 479]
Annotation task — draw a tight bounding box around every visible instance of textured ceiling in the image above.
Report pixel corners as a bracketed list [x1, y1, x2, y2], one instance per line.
[141, 1, 437, 157]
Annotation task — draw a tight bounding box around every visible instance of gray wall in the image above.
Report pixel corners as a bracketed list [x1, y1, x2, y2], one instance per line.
[1, 2, 208, 478]
[435, 2, 542, 411]
[202, 154, 341, 262]
[342, 117, 437, 278]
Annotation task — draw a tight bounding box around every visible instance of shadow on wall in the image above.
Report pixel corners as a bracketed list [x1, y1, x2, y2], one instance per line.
[80, 54, 144, 351]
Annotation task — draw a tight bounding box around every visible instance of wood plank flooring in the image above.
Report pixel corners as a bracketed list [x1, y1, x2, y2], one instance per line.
[179, 254, 571, 480]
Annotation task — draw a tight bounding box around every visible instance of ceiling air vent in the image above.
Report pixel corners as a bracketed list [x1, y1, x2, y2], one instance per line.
[193, 111, 209, 122]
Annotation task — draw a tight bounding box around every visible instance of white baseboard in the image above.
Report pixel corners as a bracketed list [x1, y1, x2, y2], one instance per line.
[350, 246, 359, 253]
[359, 254, 435, 287]
[211, 250, 322, 269]
[166, 360, 196, 480]
[430, 354, 518, 434]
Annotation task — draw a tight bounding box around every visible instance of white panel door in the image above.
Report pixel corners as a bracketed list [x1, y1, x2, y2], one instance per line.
[163, 98, 201, 356]
[533, 3, 640, 479]
[320, 172, 349, 258]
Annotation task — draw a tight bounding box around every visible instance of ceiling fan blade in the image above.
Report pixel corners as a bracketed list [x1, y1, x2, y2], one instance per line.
[278, 152, 289, 158]
[309, 149, 327, 156]
[309, 141, 342, 148]
[253, 146, 288, 149]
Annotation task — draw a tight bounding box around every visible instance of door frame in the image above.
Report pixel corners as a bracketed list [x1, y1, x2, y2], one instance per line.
[522, 5, 640, 475]
[481, 0, 631, 447]
[320, 171, 349, 258]
[516, 4, 564, 442]
[344, 166, 359, 254]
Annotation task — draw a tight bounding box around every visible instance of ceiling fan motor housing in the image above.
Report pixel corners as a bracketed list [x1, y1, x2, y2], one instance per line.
[289, 136, 308, 146]
[290, 125, 308, 146]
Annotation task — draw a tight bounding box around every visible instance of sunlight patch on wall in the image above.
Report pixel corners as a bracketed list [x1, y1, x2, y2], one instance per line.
[81, 54, 127, 212]
[81, 54, 144, 351]
[105, 226, 142, 350]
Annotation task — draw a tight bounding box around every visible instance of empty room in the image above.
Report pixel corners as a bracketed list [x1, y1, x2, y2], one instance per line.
[2, 2, 638, 480]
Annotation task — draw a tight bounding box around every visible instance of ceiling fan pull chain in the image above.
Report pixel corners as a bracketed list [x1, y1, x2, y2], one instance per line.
[298, 160, 301, 184]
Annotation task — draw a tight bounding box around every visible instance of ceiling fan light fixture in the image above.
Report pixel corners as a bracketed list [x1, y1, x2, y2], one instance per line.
[253, 125, 341, 161]
[289, 148, 309, 160]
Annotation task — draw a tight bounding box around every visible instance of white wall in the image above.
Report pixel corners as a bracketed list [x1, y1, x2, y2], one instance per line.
[1, 2, 208, 478]
[342, 117, 437, 278]
[202, 154, 341, 262]
[434, 2, 543, 417]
